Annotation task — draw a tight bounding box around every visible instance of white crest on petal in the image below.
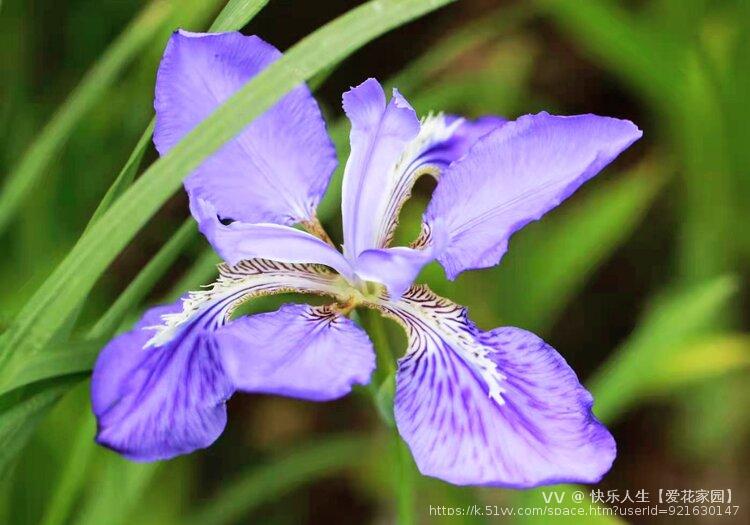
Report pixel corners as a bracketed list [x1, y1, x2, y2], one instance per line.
[375, 113, 463, 249]
[146, 259, 347, 348]
[375, 285, 506, 405]
[393, 113, 462, 177]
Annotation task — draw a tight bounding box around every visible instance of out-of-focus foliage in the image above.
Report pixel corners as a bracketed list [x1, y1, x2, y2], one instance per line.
[0, 0, 748, 524]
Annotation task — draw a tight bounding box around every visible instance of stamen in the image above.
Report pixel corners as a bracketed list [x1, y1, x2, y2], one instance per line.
[301, 215, 336, 247]
[332, 296, 358, 316]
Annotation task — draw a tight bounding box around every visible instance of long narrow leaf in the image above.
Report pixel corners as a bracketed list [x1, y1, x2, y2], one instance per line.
[0, 377, 82, 478]
[0, 340, 102, 398]
[72, 457, 161, 525]
[87, 218, 196, 339]
[210, 0, 270, 32]
[0, 0, 173, 235]
[589, 275, 738, 423]
[39, 409, 97, 525]
[534, 0, 680, 109]
[0, 0, 274, 476]
[186, 435, 368, 525]
[0, 0, 456, 368]
[85, 121, 155, 232]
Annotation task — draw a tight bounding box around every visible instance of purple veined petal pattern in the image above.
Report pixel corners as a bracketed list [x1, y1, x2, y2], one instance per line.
[154, 30, 337, 225]
[341, 78, 421, 257]
[148, 260, 347, 348]
[424, 112, 643, 279]
[341, 79, 508, 257]
[91, 299, 233, 461]
[91, 260, 347, 461]
[379, 286, 615, 487]
[190, 198, 357, 282]
[216, 303, 375, 401]
[412, 115, 508, 173]
[368, 114, 506, 251]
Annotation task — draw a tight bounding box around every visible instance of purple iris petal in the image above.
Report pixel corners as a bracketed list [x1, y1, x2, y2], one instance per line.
[191, 198, 356, 282]
[419, 115, 507, 169]
[91, 300, 233, 461]
[354, 246, 435, 298]
[339, 79, 507, 294]
[216, 304, 375, 401]
[92, 260, 349, 461]
[154, 30, 337, 225]
[424, 112, 642, 279]
[387, 287, 615, 487]
[95, 26, 633, 483]
[340, 78, 420, 257]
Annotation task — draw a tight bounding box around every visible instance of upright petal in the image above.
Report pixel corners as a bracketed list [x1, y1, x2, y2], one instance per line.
[216, 304, 375, 401]
[190, 198, 356, 282]
[424, 112, 642, 279]
[418, 115, 507, 169]
[154, 30, 336, 225]
[371, 114, 507, 250]
[340, 79, 507, 260]
[378, 286, 615, 487]
[92, 261, 346, 460]
[341, 79, 420, 257]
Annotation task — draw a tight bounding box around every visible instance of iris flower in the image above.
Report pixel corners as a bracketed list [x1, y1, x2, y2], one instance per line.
[92, 30, 642, 488]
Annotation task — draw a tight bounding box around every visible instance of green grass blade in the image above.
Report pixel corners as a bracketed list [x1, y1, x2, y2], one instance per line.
[72, 458, 161, 525]
[0, 0, 456, 368]
[644, 334, 750, 393]
[39, 410, 97, 525]
[674, 56, 734, 284]
[491, 162, 665, 333]
[0, 0, 173, 235]
[0, 340, 101, 398]
[0, 217, 194, 420]
[87, 218, 197, 339]
[533, 0, 680, 109]
[0, 376, 82, 478]
[589, 275, 738, 424]
[209, 0, 269, 32]
[85, 121, 155, 232]
[387, 3, 533, 92]
[186, 435, 367, 525]
[395, 438, 417, 525]
[0, 214, 194, 396]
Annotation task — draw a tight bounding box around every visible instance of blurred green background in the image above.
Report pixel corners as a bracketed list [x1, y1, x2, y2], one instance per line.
[1, 0, 748, 523]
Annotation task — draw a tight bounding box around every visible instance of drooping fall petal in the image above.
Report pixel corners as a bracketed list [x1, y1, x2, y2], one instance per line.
[381, 286, 615, 487]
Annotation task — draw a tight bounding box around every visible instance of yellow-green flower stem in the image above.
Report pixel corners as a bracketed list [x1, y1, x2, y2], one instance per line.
[300, 217, 414, 523]
[359, 308, 397, 378]
[359, 309, 414, 525]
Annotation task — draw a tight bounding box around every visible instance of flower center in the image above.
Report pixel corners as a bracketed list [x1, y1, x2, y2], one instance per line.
[332, 278, 385, 315]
